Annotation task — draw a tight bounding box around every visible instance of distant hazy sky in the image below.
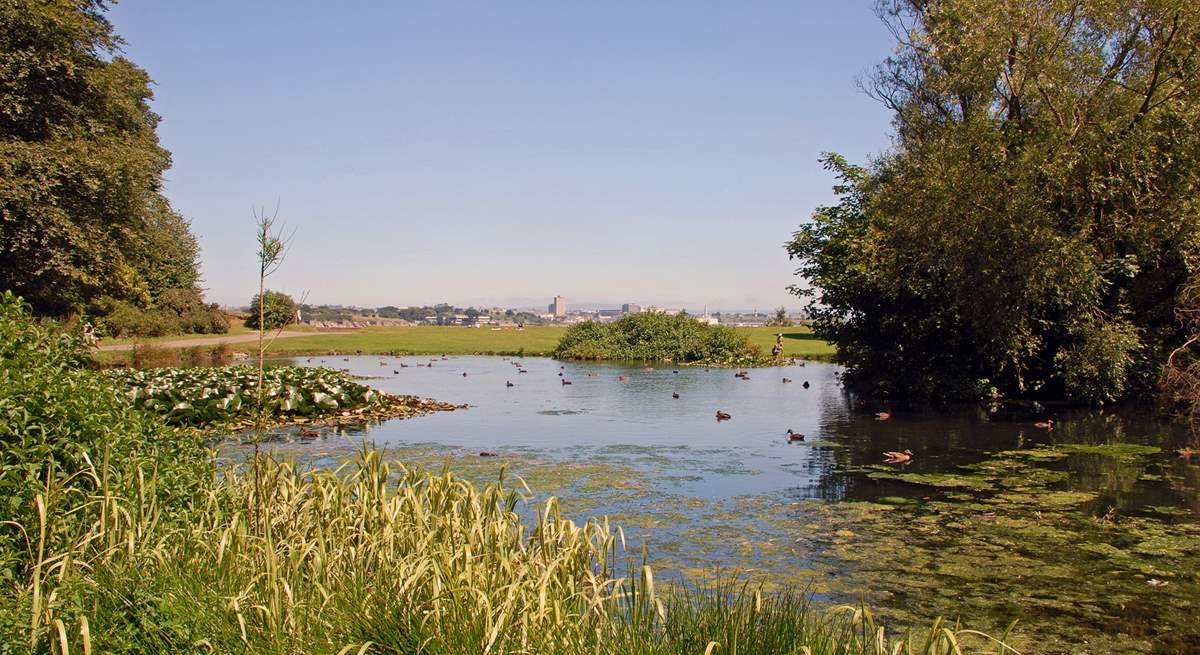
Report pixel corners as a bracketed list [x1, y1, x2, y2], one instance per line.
[107, 1, 895, 311]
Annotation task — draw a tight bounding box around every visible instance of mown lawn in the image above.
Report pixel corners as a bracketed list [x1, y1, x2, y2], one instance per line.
[260, 324, 835, 359]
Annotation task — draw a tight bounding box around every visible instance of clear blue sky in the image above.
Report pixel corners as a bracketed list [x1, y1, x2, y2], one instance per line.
[108, 1, 895, 312]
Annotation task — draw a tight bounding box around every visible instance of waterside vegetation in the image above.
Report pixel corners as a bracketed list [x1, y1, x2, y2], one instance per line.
[554, 313, 773, 366]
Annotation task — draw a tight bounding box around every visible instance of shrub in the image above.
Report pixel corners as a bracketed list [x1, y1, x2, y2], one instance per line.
[0, 293, 207, 577]
[158, 288, 230, 335]
[554, 312, 764, 365]
[99, 300, 180, 338]
[246, 290, 297, 330]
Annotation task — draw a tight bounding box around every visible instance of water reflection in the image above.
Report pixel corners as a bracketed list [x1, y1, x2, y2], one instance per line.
[225, 356, 1199, 653]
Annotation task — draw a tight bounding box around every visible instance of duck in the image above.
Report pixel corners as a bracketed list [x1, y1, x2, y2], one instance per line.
[787, 429, 805, 442]
[299, 429, 320, 439]
[1034, 419, 1055, 430]
[562, 379, 572, 385]
[393, 370, 399, 374]
[715, 411, 732, 421]
[558, 372, 563, 376]
[479, 451, 498, 458]
[802, 381, 810, 389]
[506, 381, 514, 388]
[782, 378, 793, 383]
[618, 375, 628, 382]
[462, 372, 468, 377]
[1177, 447, 1197, 459]
[518, 368, 528, 373]
[644, 366, 654, 372]
[875, 412, 892, 421]
[673, 370, 679, 374]
[672, 392, 680, 399]
[883, 449, 913, 464]
[427, 363, 433, 368]
[399, 363, 408, 368]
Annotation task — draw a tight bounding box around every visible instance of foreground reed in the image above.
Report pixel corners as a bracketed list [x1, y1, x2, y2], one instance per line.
[16, 445, 1016, 655]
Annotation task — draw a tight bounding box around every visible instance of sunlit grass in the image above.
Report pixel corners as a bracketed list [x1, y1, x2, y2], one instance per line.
[22, 446, 1013, 654]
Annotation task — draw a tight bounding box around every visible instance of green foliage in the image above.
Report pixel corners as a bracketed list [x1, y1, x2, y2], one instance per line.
[0, 0, 206, 316]
[789, 1, 1200, 404]
[104, 365, 389, 427]
[768, 307, 794, 327]
[0, 292, 207, 578]
[246, 290, 297, 331]
[554, 312, 765, 366]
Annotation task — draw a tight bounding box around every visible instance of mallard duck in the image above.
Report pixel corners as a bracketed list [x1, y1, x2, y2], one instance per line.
[618, 375, 628, 382]
[1034, 419, 1055, 429]
[558, 372, 563, 376]
[562, 379, 572, 385]
[518, 368, 528, 373]
[506, 381, 514, 388]
[672, 392, 680, 399]
[299, 429, 320, 439]
[462, 372, 468, 377]
[393, 370, 399, 374]
[426, 362, 432, 368]
[782, 378, 793, 383]
[715, 411, 732, 420]
[802, 381, 810, 389]
[787, 429, 805, 442]
[1177, 447, 1197, 459]
[479, 451, 498, 458]
[883, 449, 913, 464]
[875, 412, 891, 421]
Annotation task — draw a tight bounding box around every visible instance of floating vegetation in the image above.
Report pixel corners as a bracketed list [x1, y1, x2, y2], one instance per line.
[105, 365, 461, 430]
[1056, 443, 1163, 459]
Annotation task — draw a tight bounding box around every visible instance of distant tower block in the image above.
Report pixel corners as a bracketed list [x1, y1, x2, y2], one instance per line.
[551, 295, 567, 318]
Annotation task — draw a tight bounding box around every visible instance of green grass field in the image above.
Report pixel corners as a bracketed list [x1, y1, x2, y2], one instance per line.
[258, 325, 835, 359]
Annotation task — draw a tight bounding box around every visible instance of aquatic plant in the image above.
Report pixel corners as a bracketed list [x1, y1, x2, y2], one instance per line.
[103, 365, 450, 429]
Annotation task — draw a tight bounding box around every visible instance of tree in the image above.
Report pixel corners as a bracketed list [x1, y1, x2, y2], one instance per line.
[767, 307, 793, 328]
[790, 1, 1200, 404]
[246, 291, 297, 331]
[0, 0, 203, 315]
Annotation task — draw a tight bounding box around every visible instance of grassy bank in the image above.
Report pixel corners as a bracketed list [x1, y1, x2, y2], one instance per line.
[257, 325, 835, 359]
[96, 325, 834, 366]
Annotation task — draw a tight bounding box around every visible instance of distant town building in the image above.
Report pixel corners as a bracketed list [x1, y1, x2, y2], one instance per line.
[621, 303, 641, 314]
[549, 295, 567, 318]
[597, 309, 621, 318]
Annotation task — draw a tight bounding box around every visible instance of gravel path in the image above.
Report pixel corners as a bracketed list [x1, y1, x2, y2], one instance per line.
[98, 330, 344, 352]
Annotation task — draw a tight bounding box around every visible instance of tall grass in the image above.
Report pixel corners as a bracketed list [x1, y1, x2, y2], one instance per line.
[19, 447, 1016, 654]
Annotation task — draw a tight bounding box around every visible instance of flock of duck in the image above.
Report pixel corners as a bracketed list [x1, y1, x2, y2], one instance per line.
[318, 355, 1199, 463]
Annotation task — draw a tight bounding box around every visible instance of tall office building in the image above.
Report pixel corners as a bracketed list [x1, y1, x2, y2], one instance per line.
[550, 295, 567, 317]
[621, 303, 641, 314]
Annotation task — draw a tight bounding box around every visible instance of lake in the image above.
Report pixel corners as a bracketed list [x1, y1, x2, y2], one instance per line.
[234, 355, 1200, 654]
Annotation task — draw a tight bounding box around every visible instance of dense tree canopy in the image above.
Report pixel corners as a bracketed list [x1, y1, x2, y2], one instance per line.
[247, 291, 298, 331]
[0, 0, 202, 316]
[790, 0, 1200, 404]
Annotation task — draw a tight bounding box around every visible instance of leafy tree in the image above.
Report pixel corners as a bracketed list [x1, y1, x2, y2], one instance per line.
[789, 1, 1200, 404]
[246, 290, 297, 331]
[767, 307, 793, 328]
[0, 0, 202, 315]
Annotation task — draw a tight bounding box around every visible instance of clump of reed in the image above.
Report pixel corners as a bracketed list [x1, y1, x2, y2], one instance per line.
[20, 447, 1017, 655]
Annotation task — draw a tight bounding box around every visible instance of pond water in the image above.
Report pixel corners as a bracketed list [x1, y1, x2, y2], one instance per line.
[235, 355, 1200, 654]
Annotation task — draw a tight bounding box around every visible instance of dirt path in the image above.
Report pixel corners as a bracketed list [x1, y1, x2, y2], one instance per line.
[98, 330, 346, 352]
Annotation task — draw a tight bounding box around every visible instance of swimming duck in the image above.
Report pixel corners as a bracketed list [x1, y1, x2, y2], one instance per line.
[875, 412, 892, 421]
[562, 379, 572, 385]
[1177, 447, 1197, 459]
[558, 372, 563, 376]
[400, 363, 408, 368]
[299, 429, 320, 439]
[1034, 419, 1055, 429]
[462, 372, 468, 377]
[518, 368, 528, 373]
[506, 381, 514, 387]
[715, 411, 732, 421]
[427, 363, 432, 368]
[393, 370, 399, 374]
[802, 381, 810, 389]
[479, 451, 498, 457]
[618, 375, 628, 382]
[787, 429, 805, 442]
[672, 392, 680, 399]
[883, 449, 913, 464]
[782, 378, 792, 383]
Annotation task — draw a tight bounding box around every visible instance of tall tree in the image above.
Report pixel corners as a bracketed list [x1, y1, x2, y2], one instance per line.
[0, 0, 199, 314]
[790, 0, 1200, 403]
